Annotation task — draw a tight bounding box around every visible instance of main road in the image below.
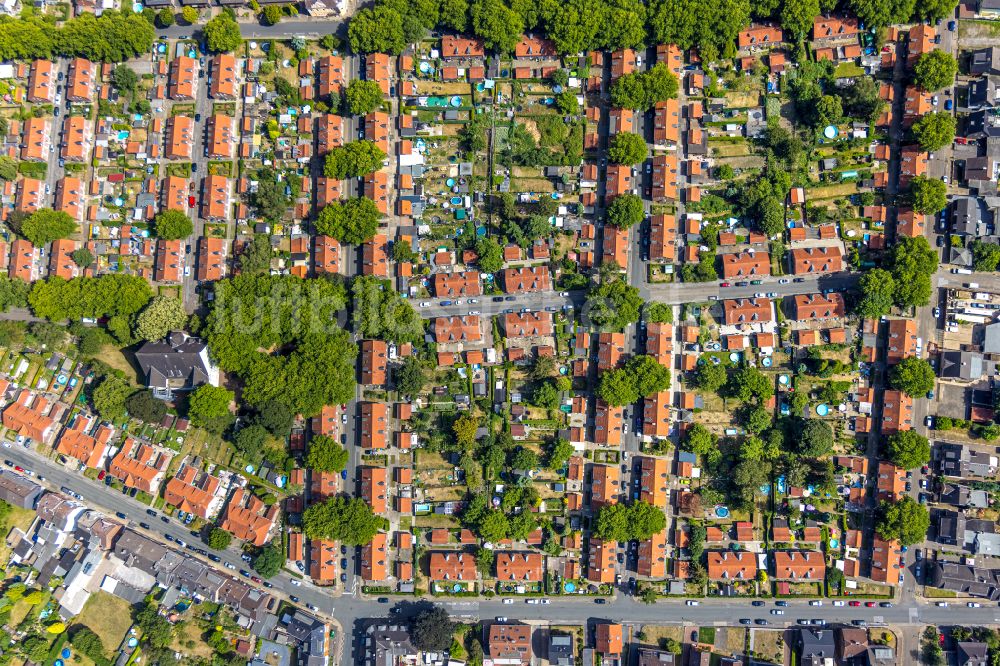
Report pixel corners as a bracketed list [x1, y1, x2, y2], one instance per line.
[2, 440, 991, 666]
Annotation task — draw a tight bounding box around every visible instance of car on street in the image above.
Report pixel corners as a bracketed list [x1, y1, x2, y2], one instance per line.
[833, 600, 845, 607]
[937, 602, 949, 607]
[778, 278, 789, 284]
[377, 597, 389, 603]
[969, 602, 982, 608]
[139, 522, 150, 529]
[686, 600, 699, 606]
[224, 562, 235, 569]
[865, 601, 876, 607]
[751, 600, 765, 607]
[925, 415, 934, 428]
[879, 602, 892, 608]
[209, 555, 221, 562]
[290, 579, 301, 586]
[849, 600, 861, 607]
[116, 512, 127, 519]
[775, 601, 788, 607]
[771, 610, 784, 615]
[161, 516, 170, 523]
[720, 282, 731, 287]
[502, 599, 513, 604]
[739, 619, 751, 625]
[852, 620, 867, 627]
[290, 595, 299, 602]
[594, 598, 606, 604]
[948, 20, 956, 30]
[809, 600, 822, 606]
[755, 619, 769, 626]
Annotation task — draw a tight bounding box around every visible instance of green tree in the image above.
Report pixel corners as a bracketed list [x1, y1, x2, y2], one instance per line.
[152, 210, 194, 240]
[607, 132, 648, 165]
[912, 111, 956, 152]
[477, 509, 510, 541]
[594, 501, 666, 541]
[239, 234, 273, 273]
[693, 362, 727, 393]
[181, 6, 198, 22]
[71, 247, 94, 269]
[855, 268, 896, 319]
[607, 193, 644, 228]
[235, 424, 269, 459]
[315, 198, 381, 244]
[972, 240, 1000, 272]
[345, 79, 384, 115]
[885, 430, 931, 469]
[779, 0, 820, 37]
[92, 372, 132, 422]
[126, 390, 166, 423]
[0, 156, 17, 181]
[134, 296, 186, 341]
[396, 356, 426, 397]
[726, 364, 774, 402]
[112, 65, 138, 94]
[545, 438, 575, 470]
[644, 302, 673, 324]
[302, 495, 384, 545]
[156, 7, 175, 28]
[474, 237, 503, 273]
[20, 209, 76, 246]
[306, 434, 350, 472]
[796, 418, 834, 457]
[610, 63, 678, 110]
[324, 141, 386, 179]
[586, 265, 643, 330]
[597, 355, 670, 406]
[188, 384, 234, 433]
[889, 356, 935, 397]
[250, 168, 290, 222]
[889, 235, 938, 307]
[533, 380, 559, 409]
[135, 600, 173, 648]
[555, 89, 579, 115]
[204, 13, 242, 53]
[681, 423, 717, 457]
[207, 527, 232, 550]
[453, 414, 479, 446]
[741, 404, 772, 435]
[252, 540, 284, 578]
[876, 496, 931, 546]
[914, 50, 958, 92]
[410, 606, 455, 652]
[470, 0, 524, 53]
[263, 5, 282, 24]
[348, 5, 406, 54]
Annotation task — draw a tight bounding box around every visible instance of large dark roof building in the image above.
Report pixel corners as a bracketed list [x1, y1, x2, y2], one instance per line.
[0, 470, 42, 508]
[134, 332, 219, 398]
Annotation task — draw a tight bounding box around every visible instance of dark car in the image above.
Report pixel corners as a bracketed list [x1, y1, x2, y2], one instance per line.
[755, 619, 769, 626]
[146, 509, 157, 517]
[341, 558, 348, 569]
[161, 516, 170, 523]
[752, 601, 765, 607]
[492, 296, 504, 302]
[208, 554, 221, 562]
[775, 601, 789, 607]
[341, 545, 348, 555]
[240, 570, 250, 577]
[115, 512, 127, 519]
[879, 602, 893, 608]
[739, 619, 752, 625]
[594, 598, 606, 604]
[377, 597, 390, 603]
[852, 620, 867, 627]
[290, 595, 300, 603]
[263, 581, 273, 588]
[139, 522, 150, 529]
[340, 573, 348, 582]
[505, 296, 516, 301]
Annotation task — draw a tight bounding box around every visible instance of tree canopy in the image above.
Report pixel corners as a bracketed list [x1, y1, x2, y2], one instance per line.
[410, 606, 455, 652]
[348, 5, 407, 54]
[0, 11, 154, 63]
[876, 496, 931, 546]
[352, 275, 424, 344]
[207, 527, 232, 550]
[889, 235, 938, 308]
[593, 501, 667, 542]
[324, 141, 387, 179]
[204, 13, 243, 53]
[607, 132, 648, 165]
[586, 264, 643, 331]
[597, 355, 670, 406]
[910, 175, 948, 215]
[885, 430, 931, 469]
[726, 364, 774, 403]
[252, 540, 284, 578]
[854, 268, 896, 320]
[205, 274, 355, 416]
[187, 384, 234, 433]
[610, 63, 678, 110]
[29, 274, 151, 321]
[302, 495, 385, 545]
[606, 193, 645, 228]
[316, 198, 382, 245]
[20, 209, 76, 247]
[914, 50, 958, 92]
[125, 390, 166, 423]
[134, 296, 186, 341]
[345, 79, 384, 116]
[152, 210, 194, 240]
[888, 356, 935, 397]
[912, 111, 956, 153]
[306, 434, 350, 472]
[795, 418, 834, 458]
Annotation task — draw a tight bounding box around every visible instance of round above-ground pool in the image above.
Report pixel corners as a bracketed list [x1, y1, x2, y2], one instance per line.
[564, 582, 576, 593]
[715, 506, 730, 518]
[823, 125, 839, 139]
[450, 96, 462, 107]
[761, 357, 773, 367]
[829, 538, 840, 549]
[445, 178, 456, 187]
[816, 403, 830, 416]
[62, 649, 71, 660]
[728, 352, 741, 363]
[778, 374, 790, 385]
[419, 61, 433, 73]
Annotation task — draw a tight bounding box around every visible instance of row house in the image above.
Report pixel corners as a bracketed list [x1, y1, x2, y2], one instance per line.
[166, 115, 195, 160]
[501, 266, 551, 294]
[206, 114, 235, 158]
[49, 239, 78, 280]
[9, 239, 37, 282]
[61, 115, 91, 162]
[650, 153, 678, 201]
[66, 58, 96, 103]
[54, 176, 84, 221]
[314, 235, 341, 274]
[4, 390, 59, 445]
[201, 175, 232, 220]
[162, 175, 189, 213]
[360, 401, 388, 450]
[27, 59, 54, 104]
[55, 412, 113, 468]
[504, 312, 553, 337]
[108, 437, 170, 495]
[17, 177, 44, 213]
[361, 531, 388, 581]
[169, 56, 197, 100]
[359, 339, 388, 386]
[649, 213, 677, 262]
[20, 117, 50, 162]
[209, 53, 238, 99]
[162, 463, 226, 520]
[154, 239, 183, 283]
[433, 270, 481, 297]
[365, 53, 391, 95]
[196, 237, 227, 282]
[317, 55, 345, 99]
[220, 487, 279, 547]
[360, 466, 388, 514]
[317, 114, 343, 154]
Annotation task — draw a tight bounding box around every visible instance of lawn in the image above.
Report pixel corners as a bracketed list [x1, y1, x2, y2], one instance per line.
[750, 629, 785, 664]
[923, 587, 956, 598]
[98, 345, 141, 385]
[638, 624, 683, 649]
[698, 627, 716, 645]
[0, 504, 37, 563]
[74, 591, 135, 650]
[170, 617, 215, 659]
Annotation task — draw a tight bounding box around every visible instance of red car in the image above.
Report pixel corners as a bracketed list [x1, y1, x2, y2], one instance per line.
[188, 195, 196, 207]
[13, 466, 23, 473]
[848, 601, 861, 607]
[97, 470, 106, 480]
[720, 282, 731, 287]
[865, 601, 877, 607]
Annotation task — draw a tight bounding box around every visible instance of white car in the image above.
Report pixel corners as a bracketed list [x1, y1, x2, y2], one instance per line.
[469, 299, 479, 304]
[224, 562, 236, 570]
[936, 602, 949, 607]
[832, 600, 845, 607]
[496, 617, 508, 622]
[419, 302, 430, 307]
[968, 602, 981, 608]
[778, 278, 789, 284]
[686, 600, 699, 606]
[809, 600, 822, 606]
[526, 599, 538, 604]
[290, 579, 301, 586]
[502, 599, 514, 605]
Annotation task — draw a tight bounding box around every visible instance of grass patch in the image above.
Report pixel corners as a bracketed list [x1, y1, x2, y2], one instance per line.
[0, 504, 36, 562]
[833, 62, 865, 78]
[923, 587, 957, 598]
[74, 591, 135, 649]
[97, 345, 140, 385]
[699, 627, 716, 645]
